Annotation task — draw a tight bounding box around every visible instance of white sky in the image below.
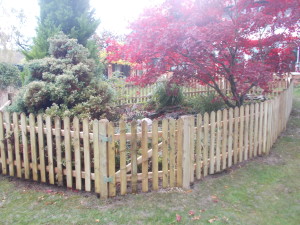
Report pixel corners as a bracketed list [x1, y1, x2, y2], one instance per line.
[0, 0, 164, 40]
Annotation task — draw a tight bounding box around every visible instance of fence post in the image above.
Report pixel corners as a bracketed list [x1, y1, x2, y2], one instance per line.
[182, 116, 191, 190]
[99, 119, 109, 199]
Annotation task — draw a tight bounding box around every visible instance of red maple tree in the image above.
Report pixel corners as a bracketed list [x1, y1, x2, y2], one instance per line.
[107, 0, 300, 107]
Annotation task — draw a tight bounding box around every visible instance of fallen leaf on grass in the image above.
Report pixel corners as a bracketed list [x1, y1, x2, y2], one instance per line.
[199, 209, 206, 213]
[191, 216, 201, 221]
[95, 219, 100, 223]
[188, 210, 195, 216]
[211, 195, 219, 203]
[176, 214, 182, 222]
[185, 190, 193, 193]
[208, 218, 216, 223]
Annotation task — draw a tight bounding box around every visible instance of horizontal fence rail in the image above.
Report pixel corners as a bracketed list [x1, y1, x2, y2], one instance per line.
[0, 79, 293, 199]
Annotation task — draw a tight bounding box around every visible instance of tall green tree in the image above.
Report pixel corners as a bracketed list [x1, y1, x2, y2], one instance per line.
[24, 0, 100, 60]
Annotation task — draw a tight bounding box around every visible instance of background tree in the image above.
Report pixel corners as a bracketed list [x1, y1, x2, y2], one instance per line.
[24, 0, 100, 60]
[9, 33, 115, 120]
[107, 0, 300, 107]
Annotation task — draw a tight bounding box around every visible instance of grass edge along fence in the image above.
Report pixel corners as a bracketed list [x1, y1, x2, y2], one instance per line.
[0, 80, 293, 199]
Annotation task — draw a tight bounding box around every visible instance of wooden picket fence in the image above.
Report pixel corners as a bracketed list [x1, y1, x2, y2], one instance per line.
[0, 79, 293, 199]
[115, 76, 291, 105]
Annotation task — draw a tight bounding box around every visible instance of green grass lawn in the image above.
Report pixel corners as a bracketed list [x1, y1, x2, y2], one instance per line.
[1, 88, 300, 225]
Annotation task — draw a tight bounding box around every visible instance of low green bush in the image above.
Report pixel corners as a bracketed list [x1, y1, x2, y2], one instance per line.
[151, 81, 184, 109]
[187, 93, 226, 114]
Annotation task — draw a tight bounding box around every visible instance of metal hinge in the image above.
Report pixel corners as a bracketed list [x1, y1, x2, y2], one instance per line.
[103, 176, 113, 183]
[100, 135, 112, 143]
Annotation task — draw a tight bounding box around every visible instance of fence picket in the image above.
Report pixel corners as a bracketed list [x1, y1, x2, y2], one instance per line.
[210, 111, 216, 174]
[0, 112, 7, 175]
[130, 121, 138, 193]
[176, 118, 183, 187]
[54, 117, 63, 186]
[152, 119, 159, 190]
[13, 113, 21, 178]
[227, 108, 233, 167]
[83, 118, 91, 191]
[216, 110, 221, 172]
[249, 105, 254, 159]
[141, 120, 148, 192]
[162, 119, 169, 188]
[37, 114, 46, 183]
[73, 117, 81, 190]
[233, 107, 239, 164]
[64, 117, 72, 188]
[169, 118, 176, 187]
[239, 106, 244, 162]
[20, 113, 29, 179]
[108, 121, 116, 197]
[5, 112, 14, 176]
[99, 119, 108, 199]
[203, 113, 209, 176]
[196, 114, 202, 179]
[222, 109, 228, 170]
[244, 105, 249, 160]
[119, 120, 126, 195]
[46, 116, 54, 184]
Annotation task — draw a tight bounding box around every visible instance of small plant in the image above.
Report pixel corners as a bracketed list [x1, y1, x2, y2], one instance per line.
[187, 93, 226, 114]
[152, 81, 184, 109]
[0, 62, 22, 89]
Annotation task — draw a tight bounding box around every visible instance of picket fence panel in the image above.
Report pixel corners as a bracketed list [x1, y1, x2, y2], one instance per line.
[0, 79, 293, 198]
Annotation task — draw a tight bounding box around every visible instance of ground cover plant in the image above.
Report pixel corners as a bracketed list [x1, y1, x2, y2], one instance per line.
[0, 86, 299, 225]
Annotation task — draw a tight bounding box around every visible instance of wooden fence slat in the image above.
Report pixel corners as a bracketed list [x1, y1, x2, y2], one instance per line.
[5, 112, 14, 176]
[249, 104, 254, 159]
[196, 114, 202, 179]
[13, 113, 21, 178]
[227, 108, 233, 167]
[222, 109, 228, 170]
[141, 120, 149, 192]
[209, 111, 216, 174]
[239, 106, 244, 163]
[182, 116, 191, 189]
[244, 105, 249, 160]
[21, 113, 29, 179]
[203, 113, 209, 176]
[258, 103, 264, 155]
[73, 117, 81, 190]
[176, 118, 183, 187]
[54, 117, 63, 186]
[162, 119, 169, 188]
[169, 118, 176, 187]
[107, 122, 116, 197]
[0, 112, 7, 175]
[93, 120, 100, 194]
[263, 101, 268, 154]
[29, 114, 38, 180]
[216, 110, 221, 172]
[152, 119, 159, 190]
[233, 107, 239, 164]
[119, 120, 126, 195]
[64, 117, 72, 188]
[130, 120, 138, 193]
[37, 114, 46, 183]
[99, 119, 108, 199]
[83, 118, 91, 191]
[254, 103, 260, 156]
[189, 116, 195, 183]
[46, 116, 54, 184]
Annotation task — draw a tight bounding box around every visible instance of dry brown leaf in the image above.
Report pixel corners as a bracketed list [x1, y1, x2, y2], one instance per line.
[191, 216, 201, 221]
[208, 218, 216, 223]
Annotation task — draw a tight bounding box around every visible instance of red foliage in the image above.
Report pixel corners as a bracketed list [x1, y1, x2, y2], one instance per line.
[106, 0, 300, 106]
